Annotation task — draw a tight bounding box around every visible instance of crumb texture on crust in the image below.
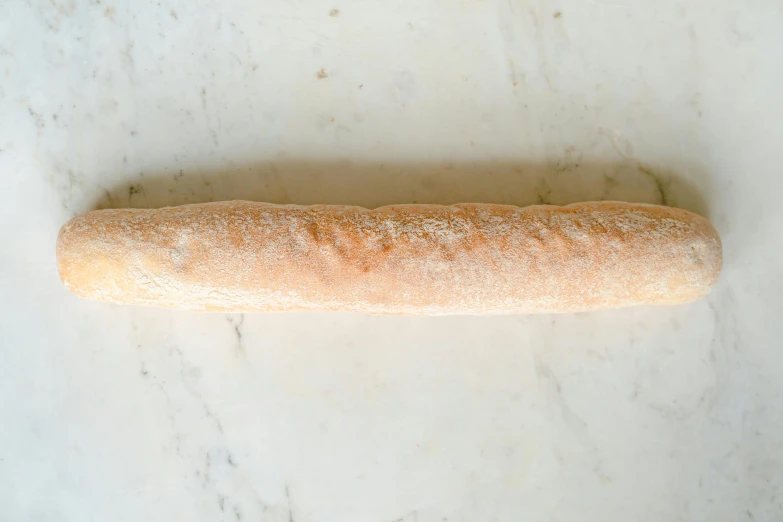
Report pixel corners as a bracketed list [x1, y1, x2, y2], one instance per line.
[56, 201, 722, 315]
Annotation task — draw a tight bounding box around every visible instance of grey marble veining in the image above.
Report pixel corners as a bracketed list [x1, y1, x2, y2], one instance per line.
[1, 0, 782, 521]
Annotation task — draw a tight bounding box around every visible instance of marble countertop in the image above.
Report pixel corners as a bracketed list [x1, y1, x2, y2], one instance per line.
[2, 0, 782, 520]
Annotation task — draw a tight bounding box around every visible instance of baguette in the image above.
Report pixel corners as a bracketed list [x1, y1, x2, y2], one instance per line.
[56, 201, 722, 315]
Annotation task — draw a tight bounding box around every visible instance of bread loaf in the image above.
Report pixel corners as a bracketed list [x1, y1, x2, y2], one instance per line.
[56, 201, 722, 315]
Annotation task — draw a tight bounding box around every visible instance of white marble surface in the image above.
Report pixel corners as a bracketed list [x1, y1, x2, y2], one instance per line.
[1, 0, 782, 520]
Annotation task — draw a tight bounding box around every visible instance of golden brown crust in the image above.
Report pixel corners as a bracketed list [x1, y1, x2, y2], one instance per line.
[56, 201, 722, 315]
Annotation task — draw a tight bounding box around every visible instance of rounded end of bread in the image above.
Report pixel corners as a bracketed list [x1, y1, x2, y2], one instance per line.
[689, 211, 723, 299]
[56, 215, 84, 297]
[57, 211, 126, 302]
